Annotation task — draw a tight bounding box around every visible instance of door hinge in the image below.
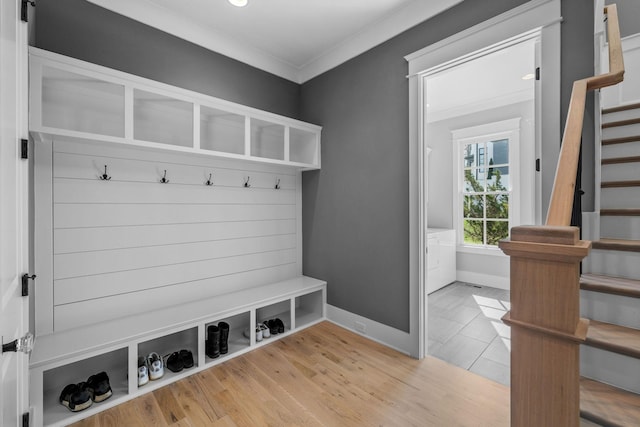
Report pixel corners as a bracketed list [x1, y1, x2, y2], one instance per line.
[535, 67, 541, 81]
[20, 139, 28, 159]
[536, 158, 541, 172]
[21, 274, 36, 297]
[21, 0, 35, 23]
[22, 412, 29, 427]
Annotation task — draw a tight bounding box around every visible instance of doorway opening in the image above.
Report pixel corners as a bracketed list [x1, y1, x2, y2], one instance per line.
[421, 35, 538, 384]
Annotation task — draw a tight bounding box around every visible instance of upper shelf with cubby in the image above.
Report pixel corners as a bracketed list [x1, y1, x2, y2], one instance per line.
[29, 47, 321, 170]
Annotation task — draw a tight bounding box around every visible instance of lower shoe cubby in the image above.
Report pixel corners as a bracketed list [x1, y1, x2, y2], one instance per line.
[256, 299, 291, 337]
[204, 311, 251, 364]
[295, 289, 325, 328]
[137, 327, 198, 389]
[41, 347, 128, 426]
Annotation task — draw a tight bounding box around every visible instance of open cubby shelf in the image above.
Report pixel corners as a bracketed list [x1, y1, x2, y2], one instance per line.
[30, 47, 321, 170]
[30, 277, 326, 427]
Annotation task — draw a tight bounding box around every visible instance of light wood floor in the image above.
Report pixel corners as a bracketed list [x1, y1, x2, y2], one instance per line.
[71, 321, 510, 426]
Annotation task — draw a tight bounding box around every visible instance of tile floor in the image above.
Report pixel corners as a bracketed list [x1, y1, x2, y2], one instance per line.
[428, 281, 511, 386]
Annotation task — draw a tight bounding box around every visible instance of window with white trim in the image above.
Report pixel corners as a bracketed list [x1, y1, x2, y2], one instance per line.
[453, 119, 521, 250]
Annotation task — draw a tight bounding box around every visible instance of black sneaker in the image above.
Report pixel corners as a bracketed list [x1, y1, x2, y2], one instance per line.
[165, 352, 184, 373]
[86, 371, 113, 403]
[59, 382, 93, 412]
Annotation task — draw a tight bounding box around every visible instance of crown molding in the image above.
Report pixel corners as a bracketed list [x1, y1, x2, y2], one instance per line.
[86, 0, 462, 84]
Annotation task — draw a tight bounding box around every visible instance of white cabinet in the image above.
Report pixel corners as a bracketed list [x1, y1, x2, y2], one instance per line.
[426, 228, 456, 294]
[30, 47, 321, 169]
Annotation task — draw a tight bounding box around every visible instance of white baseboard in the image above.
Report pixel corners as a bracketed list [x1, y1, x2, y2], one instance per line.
[326, 304, 413, 356]
[456, 270, 509, 290]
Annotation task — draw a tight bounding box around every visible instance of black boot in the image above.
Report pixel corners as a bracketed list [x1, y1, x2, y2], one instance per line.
[218, 322, 229, 354]
[206, 325, 220, 358]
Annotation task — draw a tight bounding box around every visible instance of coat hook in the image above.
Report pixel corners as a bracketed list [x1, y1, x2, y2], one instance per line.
[160, 170, 170, 184]
[99, 165, 111, 181]
[275, 178, 281, 190]
[205, 173, 213, 186]
[244, 176, 251, 188]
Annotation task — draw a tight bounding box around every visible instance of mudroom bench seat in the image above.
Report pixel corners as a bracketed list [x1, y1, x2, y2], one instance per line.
[29, 276, 326, 427]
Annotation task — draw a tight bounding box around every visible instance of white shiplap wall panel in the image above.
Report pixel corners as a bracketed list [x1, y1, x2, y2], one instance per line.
[54, 179, 295, 205]
[54, 248, 297, 305]
[41, 139, 302, 333]
[54, 204, 295, 229]
[54, 219, 296, 253]
[53, 150, 297, 189]
[54, 234, 297, 279]
[53, 263, 298, 331]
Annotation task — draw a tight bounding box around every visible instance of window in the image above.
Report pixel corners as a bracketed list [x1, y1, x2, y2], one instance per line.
[453, 119, 521, 250]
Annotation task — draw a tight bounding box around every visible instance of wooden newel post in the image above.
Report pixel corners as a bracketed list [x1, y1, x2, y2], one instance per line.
[499, 225, 591, 427]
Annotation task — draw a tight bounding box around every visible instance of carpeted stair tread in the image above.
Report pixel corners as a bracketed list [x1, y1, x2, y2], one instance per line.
[585, 320, 640, 359]
[602, 155, 640, 165]
[592, 239, 640, 252]
[600, 209, 640, 216]
[603, 102, 640, 114]
[581, 273, 640, 298]
[601, 180, 640, 188]
[602, 135, 640, 145]
[602, 117, 640, 128]
[580, 377, 640, 427]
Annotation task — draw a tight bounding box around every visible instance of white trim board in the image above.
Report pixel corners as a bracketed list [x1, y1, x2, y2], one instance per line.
[325, 305, 412, 356]
[406, 0, 561, 359]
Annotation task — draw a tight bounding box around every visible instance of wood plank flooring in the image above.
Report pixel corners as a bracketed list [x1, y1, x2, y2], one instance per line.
[70, 321, 510, 427]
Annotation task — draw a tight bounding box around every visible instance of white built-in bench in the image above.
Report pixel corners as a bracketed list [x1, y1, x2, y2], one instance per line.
[30, 276, 326, 427]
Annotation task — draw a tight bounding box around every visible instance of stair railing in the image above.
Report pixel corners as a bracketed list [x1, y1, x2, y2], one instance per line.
[498, 5, 624, 427]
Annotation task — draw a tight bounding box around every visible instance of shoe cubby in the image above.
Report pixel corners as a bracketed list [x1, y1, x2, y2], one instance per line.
[204, 311, 251, 364]
[30, 274, 326, 426]
[289, 127, 319, 165]
[31, 48, 321, 169]
[200, 105, 246, 155]
[136, 327, 198, 388]
[41, 65, 125, 138]
[133, 89, 193, 147]
[294, 289, 325, 328]
[256, 299, 292, 334]
[250, 118, 285, 161]
[41, 347, 128, 426]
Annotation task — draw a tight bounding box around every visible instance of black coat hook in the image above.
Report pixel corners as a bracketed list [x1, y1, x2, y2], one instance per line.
[244, 176, 251, 188]
[205, 173, 213, 186]
[99, 165, 111, 181]
[160, 170, 170, 184]
[275, 178, 281, 190]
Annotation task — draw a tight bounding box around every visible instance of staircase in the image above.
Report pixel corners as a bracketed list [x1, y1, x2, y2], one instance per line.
[580, 102, 640, 425]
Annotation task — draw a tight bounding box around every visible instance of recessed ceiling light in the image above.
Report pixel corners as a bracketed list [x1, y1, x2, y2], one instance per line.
[228, 0, 248, 7]
[521, 73, 535, 80]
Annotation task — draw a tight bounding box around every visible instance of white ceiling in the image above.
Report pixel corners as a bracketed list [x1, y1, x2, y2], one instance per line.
[426, 38, 537, 123]
[86, 0, 463, 83]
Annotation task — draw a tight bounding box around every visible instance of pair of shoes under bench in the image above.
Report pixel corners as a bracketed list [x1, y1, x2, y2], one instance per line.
[59, 371, 112, 412]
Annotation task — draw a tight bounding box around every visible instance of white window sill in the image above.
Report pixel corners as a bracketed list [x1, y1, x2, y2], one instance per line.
[456, 244, 507, 257]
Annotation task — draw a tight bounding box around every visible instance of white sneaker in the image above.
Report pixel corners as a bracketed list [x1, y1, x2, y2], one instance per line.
[138, 357, 149, 386]
[147, 352, 164, 381]
[260, 322, 270, 338]
[256, 326, 263, 342]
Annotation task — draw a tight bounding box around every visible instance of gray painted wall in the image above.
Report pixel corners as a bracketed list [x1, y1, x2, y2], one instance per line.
[561, 1, 596, 213]
[301, 0, 594, 332]
[34, 0, 300, 119]
[606, 0, 640, 38]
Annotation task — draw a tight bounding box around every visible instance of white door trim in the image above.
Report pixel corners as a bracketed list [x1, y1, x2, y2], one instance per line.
[406, 0, 561, 358]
